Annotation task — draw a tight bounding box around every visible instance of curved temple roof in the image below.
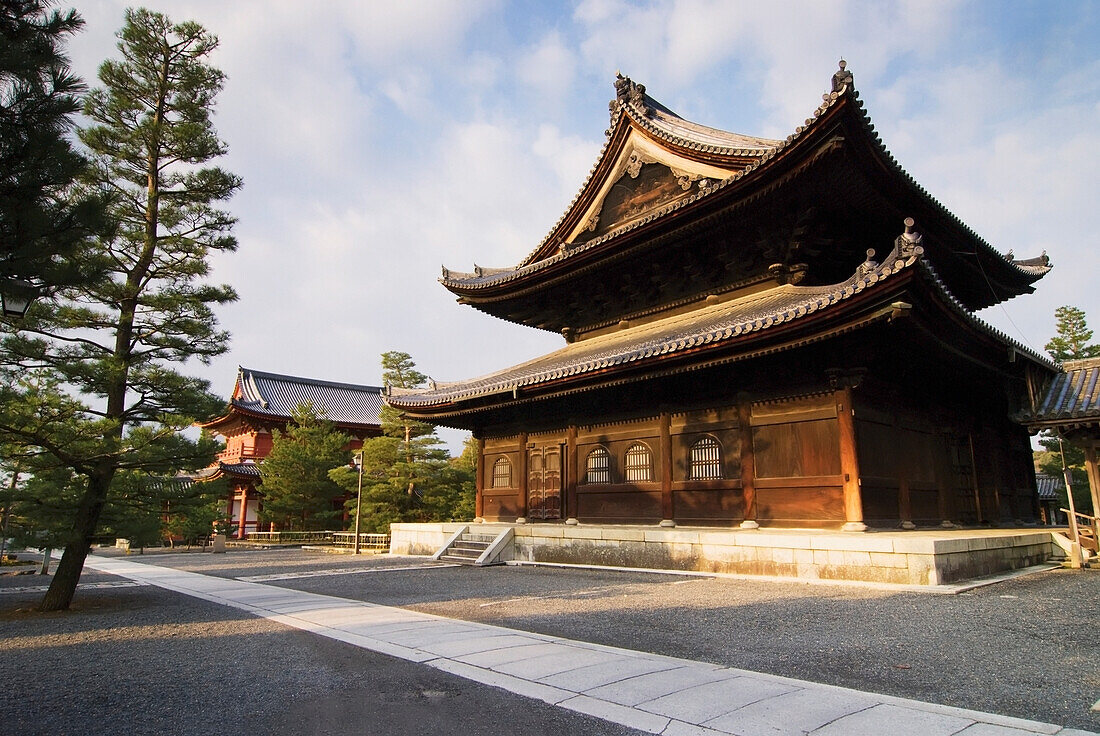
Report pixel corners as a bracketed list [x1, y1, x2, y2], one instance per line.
[393, 222, 1053, 416]
[201, 367, 383, 430]
[439, 63, 1051, 316]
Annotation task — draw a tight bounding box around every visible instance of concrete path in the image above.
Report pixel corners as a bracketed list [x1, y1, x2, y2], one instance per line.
[83, 556, 1097, 736]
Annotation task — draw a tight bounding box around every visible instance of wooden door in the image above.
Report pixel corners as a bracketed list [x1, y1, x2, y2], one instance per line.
[527, 444, 562, 520]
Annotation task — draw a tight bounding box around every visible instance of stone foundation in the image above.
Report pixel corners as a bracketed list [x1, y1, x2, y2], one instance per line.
[389, 523, 1060, 586]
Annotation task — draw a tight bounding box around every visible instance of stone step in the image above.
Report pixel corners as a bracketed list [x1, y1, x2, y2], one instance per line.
[439, 554, 478, 565]
[453, 536, 492, 547]
[444, 547, 482, 559]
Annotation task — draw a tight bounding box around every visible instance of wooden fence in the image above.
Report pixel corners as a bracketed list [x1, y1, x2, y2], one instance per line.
[242, 530, 390, 552]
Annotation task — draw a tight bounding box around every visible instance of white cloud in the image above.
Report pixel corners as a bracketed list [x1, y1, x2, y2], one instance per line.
[516, 31, 577, 106]
[55, 0, 1100, 451]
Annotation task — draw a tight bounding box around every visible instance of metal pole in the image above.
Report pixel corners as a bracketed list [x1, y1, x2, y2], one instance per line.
[353, 451, 364, 555]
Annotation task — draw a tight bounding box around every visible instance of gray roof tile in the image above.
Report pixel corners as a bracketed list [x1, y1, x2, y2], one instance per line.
[1026, 357, 1100, 425]
[233, 367, 382, 427]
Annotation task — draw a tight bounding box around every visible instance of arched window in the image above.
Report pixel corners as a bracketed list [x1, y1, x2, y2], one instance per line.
[491, 457, 512, 488]
[585, 447, 611, 484]
[624, 443, 652, 482]
[690, 437, 723, 480]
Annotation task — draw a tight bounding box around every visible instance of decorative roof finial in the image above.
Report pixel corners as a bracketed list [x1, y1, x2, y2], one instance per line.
[831, 59, 853, 92]
[895, 217, 924, 257]
[613, 72, 646, 108]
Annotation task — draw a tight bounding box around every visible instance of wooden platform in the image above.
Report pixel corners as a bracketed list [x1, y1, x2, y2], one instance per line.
[390, 523, 1066, 586]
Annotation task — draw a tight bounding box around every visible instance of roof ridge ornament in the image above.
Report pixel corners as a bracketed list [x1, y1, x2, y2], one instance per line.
[831, 59, 853, 93]
[895, 217, 924, 258]
[613, 72, 648, 110]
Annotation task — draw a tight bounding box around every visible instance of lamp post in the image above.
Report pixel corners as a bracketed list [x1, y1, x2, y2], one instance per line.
[352, 450, 364, 555]
[0, 278, 38, 318]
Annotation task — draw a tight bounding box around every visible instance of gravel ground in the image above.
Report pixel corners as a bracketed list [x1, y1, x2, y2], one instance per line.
[3, 547, 1098, 733]
[121, 546, 1100, 731]
[0, 558, 645, 736]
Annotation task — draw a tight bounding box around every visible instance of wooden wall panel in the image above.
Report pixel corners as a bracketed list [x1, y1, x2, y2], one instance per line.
[909, 486, 940, 522]
[577, 488, 662, 523]
[753, 419, 841, 479]
[481, 490, 521, 520]
[861, 483, 900, 522]
[754, 485, 844, 522]
[673, 487, 745, 524]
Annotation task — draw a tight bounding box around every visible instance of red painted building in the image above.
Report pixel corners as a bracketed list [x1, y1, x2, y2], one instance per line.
[197, 367, 382, 537]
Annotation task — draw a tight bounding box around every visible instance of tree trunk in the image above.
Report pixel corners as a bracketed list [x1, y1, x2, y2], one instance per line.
[38, 469, 113, 611]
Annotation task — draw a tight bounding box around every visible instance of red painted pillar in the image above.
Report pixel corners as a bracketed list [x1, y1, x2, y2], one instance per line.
[237, 487, 248, 539]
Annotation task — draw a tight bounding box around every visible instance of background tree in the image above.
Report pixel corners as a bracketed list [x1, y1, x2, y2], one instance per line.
[258, 403, 350, 531]
[1035, 305, 1098, 514]
[0, 1, 102, 293]
[0, 8, 239, 611]
[1045, 306, 1100, 362]
[330, 352, 475, 532]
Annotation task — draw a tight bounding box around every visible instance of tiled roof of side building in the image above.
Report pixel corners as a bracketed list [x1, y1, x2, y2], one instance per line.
[1034, 473, 1063, 502]
[233, 367, 383, 427]
[1025, 357, 1100, 425]
[193, 461, 262, 480]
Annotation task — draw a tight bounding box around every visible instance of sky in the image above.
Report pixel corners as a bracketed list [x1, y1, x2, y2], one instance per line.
[63, 1, 1100, 452]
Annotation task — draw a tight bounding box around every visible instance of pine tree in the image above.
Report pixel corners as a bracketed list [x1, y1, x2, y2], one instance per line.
[0, 9, 239, 611]
[0, 1, 103, 292]
[1045, 306, 1100, 363]
[330, 352, 473, 532]
[258, 404, 350, 531]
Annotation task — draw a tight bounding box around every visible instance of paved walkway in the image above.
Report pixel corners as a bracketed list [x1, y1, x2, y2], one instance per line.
[84, 556, 1097, 736]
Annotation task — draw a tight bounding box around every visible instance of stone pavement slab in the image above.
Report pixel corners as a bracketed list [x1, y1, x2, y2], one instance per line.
[82, 555, 1097, 736]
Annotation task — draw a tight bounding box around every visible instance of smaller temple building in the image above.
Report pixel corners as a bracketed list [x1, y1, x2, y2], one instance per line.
[1023, 357, 1100, 550]
[197, 367, 382, 537]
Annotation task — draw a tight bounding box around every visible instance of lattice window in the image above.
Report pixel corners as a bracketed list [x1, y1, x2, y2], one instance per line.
[624, 443, 652, 482]
[585, 447, 611, 484]
[690, 437, 723, 480]
[491, 457, 512, 488]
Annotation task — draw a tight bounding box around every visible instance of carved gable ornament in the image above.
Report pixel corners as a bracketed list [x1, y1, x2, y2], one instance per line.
[565, 133, 738, 246]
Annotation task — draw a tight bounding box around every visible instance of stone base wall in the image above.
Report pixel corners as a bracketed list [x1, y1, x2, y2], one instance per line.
[389, 523, 1059, 586]
[389, 523, 470, 556]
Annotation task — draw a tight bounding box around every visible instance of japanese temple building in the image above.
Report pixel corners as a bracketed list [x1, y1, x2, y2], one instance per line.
[388, 62, 1058, 532]
[1022, 357, 1100, 552]
[197, 367, 382, 537]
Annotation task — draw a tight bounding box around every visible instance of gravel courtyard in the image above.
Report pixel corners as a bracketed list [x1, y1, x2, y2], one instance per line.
[2, 547, 1097, 734]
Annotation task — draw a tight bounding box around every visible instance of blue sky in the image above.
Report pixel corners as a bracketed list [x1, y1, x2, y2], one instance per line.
[65, 1, 1100, 449]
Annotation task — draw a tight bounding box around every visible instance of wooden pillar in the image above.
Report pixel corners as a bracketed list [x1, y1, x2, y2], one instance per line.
[989, 430, 1006, 524]
[659, 412, 674, 526]
[237, 487, 248, 539]
[895, 417, 914, 529]
[968, 432, 984, 524]
[566, 426, 578, 523]
[738, 401, 758, 529]
[517, 432, 528, 522]
[474, 437, 485, 520]
[836, 386, 866, 532]
[1084, 442, 1100, 519]
[934, 430, 955, 527]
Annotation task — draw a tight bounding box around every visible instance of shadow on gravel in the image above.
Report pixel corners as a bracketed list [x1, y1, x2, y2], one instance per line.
[0, 582, 646, 736]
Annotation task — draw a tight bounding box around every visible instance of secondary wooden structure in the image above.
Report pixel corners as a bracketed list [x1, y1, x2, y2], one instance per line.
[197, 367, 382, 537]
[389, 63, 1056, 531]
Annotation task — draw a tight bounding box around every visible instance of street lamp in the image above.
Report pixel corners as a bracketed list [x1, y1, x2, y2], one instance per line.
[352, 450, 364, 555]
[0, 278, 38, 318]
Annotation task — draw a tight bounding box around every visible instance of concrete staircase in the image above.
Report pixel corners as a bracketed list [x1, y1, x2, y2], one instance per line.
[432, 526, 513, 566]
